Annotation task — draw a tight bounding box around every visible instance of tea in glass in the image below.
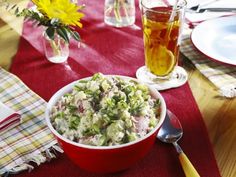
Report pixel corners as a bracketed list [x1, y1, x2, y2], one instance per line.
[141, 0, 186, 77]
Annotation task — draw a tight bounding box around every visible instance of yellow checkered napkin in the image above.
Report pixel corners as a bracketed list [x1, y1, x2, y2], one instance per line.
[180, 32, 236, 98]
[0, 68, 62, 176]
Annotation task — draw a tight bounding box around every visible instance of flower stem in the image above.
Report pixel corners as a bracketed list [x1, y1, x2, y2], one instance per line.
[50, 39, 61, 56]
[121, 0, 131, 24]
[114, 0, 122, 22]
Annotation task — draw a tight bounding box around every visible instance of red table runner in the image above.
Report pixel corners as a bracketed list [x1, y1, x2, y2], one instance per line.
[10, 1, 221, 176]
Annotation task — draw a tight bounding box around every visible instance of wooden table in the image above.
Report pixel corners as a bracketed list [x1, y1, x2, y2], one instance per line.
[1, 2, 236, 177]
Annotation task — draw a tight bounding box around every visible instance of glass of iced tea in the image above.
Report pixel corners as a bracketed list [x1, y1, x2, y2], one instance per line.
[139, 0, 186, 80]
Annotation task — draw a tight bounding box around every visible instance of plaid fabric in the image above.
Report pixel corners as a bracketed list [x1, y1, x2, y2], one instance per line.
[180, 30, 236, 98]
[0, 67, 61, 175]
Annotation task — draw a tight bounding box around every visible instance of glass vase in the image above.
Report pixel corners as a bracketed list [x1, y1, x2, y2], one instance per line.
[43, 30, 69, 63]
[104, 0, 135, 27]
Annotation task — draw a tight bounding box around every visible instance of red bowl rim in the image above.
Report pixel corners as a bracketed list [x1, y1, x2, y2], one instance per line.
[45, 75, 166, 150]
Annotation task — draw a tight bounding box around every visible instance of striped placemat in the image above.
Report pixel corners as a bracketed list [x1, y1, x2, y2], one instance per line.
[180, 28, 236, 98]
[0, 67, 62, 176]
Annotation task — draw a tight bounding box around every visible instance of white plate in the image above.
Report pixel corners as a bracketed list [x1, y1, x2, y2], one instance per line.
[191, 15, 236, 66]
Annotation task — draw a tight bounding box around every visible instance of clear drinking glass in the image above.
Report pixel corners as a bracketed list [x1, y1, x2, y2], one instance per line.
[139, 0, 186, 79]
[104, 0, 135, 27]
[43, 31, 69, 63]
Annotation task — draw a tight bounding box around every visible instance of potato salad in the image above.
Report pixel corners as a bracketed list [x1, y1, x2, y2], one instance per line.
[51, 73, 161, 146]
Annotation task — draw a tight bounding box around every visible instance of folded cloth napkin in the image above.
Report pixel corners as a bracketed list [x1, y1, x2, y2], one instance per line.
[180, 30, 236, 98]
[0, 67, 62, 176]
[0, 101, 21, 135]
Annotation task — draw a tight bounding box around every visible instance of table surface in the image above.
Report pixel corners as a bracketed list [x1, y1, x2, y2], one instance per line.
[0, 1, 236, 177]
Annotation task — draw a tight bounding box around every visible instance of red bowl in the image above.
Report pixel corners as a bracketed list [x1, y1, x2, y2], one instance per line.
[45, 75, 166, 173]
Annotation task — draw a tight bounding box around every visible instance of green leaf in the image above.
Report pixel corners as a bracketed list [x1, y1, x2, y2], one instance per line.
[33, 12, 40, 21]
[66, 27, 81, 41]
[46, 27, 55, 40]
[71, 31, 81, 41]
[50, 18, 59, 25]
[56, 27, 69, 43]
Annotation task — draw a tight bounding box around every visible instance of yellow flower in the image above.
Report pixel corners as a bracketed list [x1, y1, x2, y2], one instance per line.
[32, 0, 84, 27]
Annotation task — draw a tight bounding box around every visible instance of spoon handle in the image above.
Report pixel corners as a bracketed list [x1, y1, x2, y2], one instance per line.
[179, 152, 200, 177]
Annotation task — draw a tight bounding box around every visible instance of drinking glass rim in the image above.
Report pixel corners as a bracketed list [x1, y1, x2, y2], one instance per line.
[140, 0, 187, 13]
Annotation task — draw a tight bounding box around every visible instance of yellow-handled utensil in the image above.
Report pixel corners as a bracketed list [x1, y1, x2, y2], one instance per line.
[157, 110, 200, 177]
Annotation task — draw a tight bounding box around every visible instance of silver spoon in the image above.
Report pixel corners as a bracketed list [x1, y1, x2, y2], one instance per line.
[157, 110, 200, 177]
